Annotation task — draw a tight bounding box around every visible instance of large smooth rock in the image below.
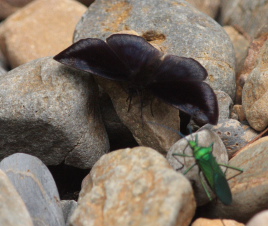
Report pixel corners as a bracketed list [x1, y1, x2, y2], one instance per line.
[0, 57, 109, 168]
[70, 146, 196, 226]
[73, 0, 235, 152]
[167, 129, 228, 206]
[0, 153, 65, 226]
[0, 169, 33, 226]
[74, 0, 236, 98]
[242, 36, 268, 131]
[0, 0, 87, 68]
[204, 137, 268, 223]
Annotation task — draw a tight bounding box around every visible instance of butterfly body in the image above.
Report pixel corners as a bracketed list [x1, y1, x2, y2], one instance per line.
[54, 34, 219, 125]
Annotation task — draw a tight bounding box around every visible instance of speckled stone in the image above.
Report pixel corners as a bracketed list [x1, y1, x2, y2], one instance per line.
[201, 119, 257, 157]
[167, 129, 228, 206]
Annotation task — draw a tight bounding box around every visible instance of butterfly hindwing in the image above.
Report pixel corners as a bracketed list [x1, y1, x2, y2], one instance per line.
[149, 81, 219, 125]
[154, 55, 208, 82]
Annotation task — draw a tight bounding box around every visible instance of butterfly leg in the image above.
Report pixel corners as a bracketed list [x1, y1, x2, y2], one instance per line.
[150, 98, 154, 117]
[126, 94, 133, 112]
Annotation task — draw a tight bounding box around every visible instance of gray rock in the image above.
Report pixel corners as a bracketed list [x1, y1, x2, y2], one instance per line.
[0, 57, 109, 168]
[167, 129, 228, 206]
[221, 0, 268, 39]
[201, 119, 257, 158]
[71, 146, 196, 226]
[0, 169, 33, 226]
[204, 136, 268, 223]
[0, 66, 6, 76]
[0, 153, 64, 226]
[74, 0, 236, 99]
[215, 90, 233, 120]
[61, 200, 77, 226]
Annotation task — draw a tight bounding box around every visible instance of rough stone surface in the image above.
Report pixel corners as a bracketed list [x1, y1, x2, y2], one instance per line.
[0, 57, 109, 168]
[0, 169, 33, 226]
[61, 200, 77, 226]
[99, 91, 138, 150]
[74, 0, 236, 99]
[231, 105, 246, 122]
[237, 34, 267, 104]
[0, 66, 6, 76]
[224, 26, 250, 75]
[0, 0, 87, 68]
[167, 129, 228, 206]
[186, 0, 220, 18]
[246, 210, 268, 226]
[70, 146, 196, 226]
[242, 36, 268, 131]
[205, 137, 268, 223]
[201, 119, 257, 157]
[221, 0, 268, 39]
[192, 218, 244, 226]
[0, 0, 33, 19]
[215, 90, 233, 120]
[0, 153, 65, 226]
[95, 76, 181, 154]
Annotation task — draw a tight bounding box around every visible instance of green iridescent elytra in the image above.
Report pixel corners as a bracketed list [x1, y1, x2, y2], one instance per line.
[173, 134, 243, 205]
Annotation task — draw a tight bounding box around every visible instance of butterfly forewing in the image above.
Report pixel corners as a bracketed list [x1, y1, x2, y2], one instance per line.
[53, 38, 131, 81]
[107, 34, 164, 79]
[149, 81, 219, 125]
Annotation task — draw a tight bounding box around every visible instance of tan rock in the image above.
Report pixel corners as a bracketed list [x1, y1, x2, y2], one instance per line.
[221, 0, 268, 39]
[70, 146, 196, 226]
[236, 34, 267, 104]
[186, 0, 220, 18]
[0, 0, 86, 68]
[205, 137, 268, 222]
[0, 169, 33, 226]
[224, 26, 250, 76]
[242, 35, 268, 131]
[232, 105, 246, 122]
[0, 0, 33, 19]
[192, 218, 244, 226]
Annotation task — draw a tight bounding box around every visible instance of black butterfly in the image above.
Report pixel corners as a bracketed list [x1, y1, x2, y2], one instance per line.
[53, 34, 218, 125]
